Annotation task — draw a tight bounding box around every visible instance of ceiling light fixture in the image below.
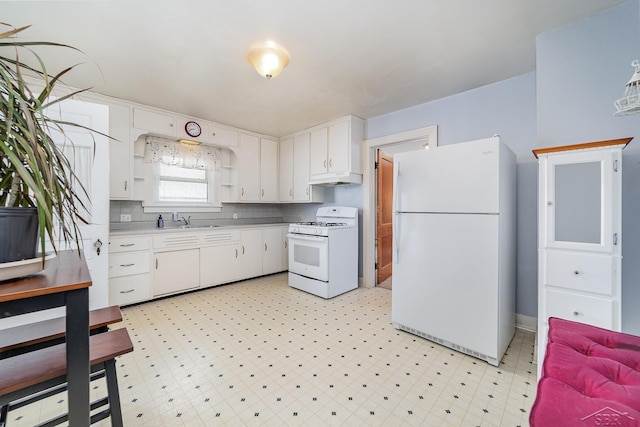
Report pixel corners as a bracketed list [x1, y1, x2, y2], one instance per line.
[246, 40, 290, 79]
[614, 60, 640, 115]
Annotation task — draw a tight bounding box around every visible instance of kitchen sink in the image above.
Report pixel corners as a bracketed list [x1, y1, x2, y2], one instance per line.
[178, 225, 219, 229]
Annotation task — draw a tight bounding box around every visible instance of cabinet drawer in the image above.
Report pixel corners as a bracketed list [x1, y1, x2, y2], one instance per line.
[109, 251, 150, 277]
[109, 274, 151, 306]
[545, 251, 614, 295]
[110, 236, 151, 253]
[545, 288, 614, 329]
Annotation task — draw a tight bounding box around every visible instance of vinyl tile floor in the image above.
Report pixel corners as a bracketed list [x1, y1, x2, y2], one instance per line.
[8, 272, 537, 426]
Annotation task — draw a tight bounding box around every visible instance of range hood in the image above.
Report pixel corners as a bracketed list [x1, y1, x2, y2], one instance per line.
[309, 172, 362, 186]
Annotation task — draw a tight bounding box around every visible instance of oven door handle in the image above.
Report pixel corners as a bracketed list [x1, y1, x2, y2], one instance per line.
[287, 233, 327, 242]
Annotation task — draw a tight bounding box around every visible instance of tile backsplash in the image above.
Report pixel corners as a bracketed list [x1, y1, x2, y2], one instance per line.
[109, 200, 316, 230]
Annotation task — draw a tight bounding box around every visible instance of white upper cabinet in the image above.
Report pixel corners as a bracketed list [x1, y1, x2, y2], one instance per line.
[280, 133, 324, 203]
[238, 133, 261, 201]
[309, 115, 365, 184]
[210, 124, 239, 147]
[132, 107, 175, 136]
[260, 137, 279, 202]
[279, 136, 294, 201]
[293, 133, 323, 201]
[235, 134, 279, 203]
[108, 103, 133, 200]
[310, 126, 329, 176]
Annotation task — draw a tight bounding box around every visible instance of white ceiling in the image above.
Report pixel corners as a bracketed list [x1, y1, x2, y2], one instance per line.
[2, 0, 628, 137]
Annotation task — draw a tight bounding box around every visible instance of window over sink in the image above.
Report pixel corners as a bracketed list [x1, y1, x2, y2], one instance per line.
[140, 136, 222, 213]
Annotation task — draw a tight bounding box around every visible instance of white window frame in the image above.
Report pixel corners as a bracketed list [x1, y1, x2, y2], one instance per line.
[142, 161, 222, 213]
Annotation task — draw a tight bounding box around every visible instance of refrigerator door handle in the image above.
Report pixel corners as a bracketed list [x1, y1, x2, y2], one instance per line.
[393, 160, 400, 263]
[394, 213, 400, 263]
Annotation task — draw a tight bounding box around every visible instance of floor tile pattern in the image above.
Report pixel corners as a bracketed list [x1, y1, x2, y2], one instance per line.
[8, 273, 537, 426]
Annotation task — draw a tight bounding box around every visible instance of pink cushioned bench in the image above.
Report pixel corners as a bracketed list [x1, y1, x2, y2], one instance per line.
[530, 317, 640, 426]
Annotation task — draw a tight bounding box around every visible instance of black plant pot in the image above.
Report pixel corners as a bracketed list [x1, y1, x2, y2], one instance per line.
[0, 207, 39, 263]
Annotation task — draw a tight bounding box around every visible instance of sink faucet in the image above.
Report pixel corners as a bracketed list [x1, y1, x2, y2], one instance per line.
[180, 216, 191, 226]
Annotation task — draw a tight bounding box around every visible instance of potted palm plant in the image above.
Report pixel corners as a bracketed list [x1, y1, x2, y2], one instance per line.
[1, 23, 92, 269]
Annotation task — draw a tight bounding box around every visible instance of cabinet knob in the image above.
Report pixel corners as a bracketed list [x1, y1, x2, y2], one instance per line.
[573, 270, 580, 275]
[120, 289, 135, 294]
[265, 243, 268, 252]
[124, 180, 128, 191]
[547, 201, 553, 206]
[573, 311, 581, 316]
[262, 189, 264, 197]
[329, 158, 333, 168]
[324, 160, 327, 168]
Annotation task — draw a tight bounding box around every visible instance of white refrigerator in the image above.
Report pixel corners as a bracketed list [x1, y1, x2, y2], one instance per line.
[391, 136, 516, 366]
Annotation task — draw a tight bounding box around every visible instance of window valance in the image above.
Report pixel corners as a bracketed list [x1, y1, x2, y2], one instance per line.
[143, 136, 220, 171]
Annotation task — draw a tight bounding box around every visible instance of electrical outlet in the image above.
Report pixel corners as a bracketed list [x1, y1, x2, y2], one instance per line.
[233, 213, 238, 219]
[120, 214, 132, 222]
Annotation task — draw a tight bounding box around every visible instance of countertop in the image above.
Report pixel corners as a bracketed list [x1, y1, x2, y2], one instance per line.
[109, 221, 290, 237]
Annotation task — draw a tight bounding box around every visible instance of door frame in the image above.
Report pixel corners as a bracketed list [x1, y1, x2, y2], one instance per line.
[361, 125, 438, 288]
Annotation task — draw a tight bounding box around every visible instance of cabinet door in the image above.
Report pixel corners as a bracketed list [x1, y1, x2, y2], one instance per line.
[293, 133, 311, 201]
[279, 137, 294, 201]
[328, 120, 349, 173]
[310, 127, 328, 176]
[132, 107, 175, 135]
[240, 229, 263, 279]
[260, 138, 279, 201]
[210, 124, 239, 147]
[153, 249, 200, 296]
[238, 134, 261, 201]
[108, 104, 132, 199]
[263, 227, 283, 274]
[200, 244, 240, 286]
[282, 227, 289, 270]
[545, 150, 614, 253]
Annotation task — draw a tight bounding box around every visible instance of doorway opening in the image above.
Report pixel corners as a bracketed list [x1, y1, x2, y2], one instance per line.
[362, 125, 438, 289]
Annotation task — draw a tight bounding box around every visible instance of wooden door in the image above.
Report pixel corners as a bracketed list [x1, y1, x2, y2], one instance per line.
[376, 150, 394, 284]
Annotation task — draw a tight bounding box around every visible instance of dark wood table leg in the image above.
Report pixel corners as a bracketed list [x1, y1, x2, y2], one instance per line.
[65, 287, 90, 426]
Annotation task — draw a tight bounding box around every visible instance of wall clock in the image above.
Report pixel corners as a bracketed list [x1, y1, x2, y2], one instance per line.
[185, 121, 202, 138]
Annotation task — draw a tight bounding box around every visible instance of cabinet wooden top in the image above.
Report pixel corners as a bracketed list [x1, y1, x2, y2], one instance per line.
[532, 137, 633, 159]
[0, 251, 91, 302]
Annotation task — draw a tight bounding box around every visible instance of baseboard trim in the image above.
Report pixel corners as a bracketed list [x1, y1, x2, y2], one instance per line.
[516, 314, 537, 332]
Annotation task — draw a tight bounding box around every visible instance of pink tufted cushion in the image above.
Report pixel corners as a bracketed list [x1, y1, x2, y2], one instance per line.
[530, 318, 640, 427]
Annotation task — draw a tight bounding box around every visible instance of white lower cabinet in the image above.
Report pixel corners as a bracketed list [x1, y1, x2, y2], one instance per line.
[262, 227, 283, 275]
[199, 230, 242, 286]
[109, 225, 287, 306]
[109, 275, 151, 306]
[200, 244, 241, 286]
[153, 249, 200, 297]
[282, 227, 289, 270]
[240, 229, 263, 279]
[108, 236, 151, 306]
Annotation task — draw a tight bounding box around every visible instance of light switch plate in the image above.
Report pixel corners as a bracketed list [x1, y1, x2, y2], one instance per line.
[120, 214, 132, 222]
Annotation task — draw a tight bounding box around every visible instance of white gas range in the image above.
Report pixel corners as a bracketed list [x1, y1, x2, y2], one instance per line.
[287, 207, 358, 298]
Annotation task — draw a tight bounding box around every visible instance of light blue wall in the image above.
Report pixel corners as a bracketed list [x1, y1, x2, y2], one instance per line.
[365, 73, 538, 318]
[356, 0, 640, 333]
[536, 0, 640, 334]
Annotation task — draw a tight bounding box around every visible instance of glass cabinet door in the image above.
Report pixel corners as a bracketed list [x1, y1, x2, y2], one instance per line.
[546, 150, 613, 252]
